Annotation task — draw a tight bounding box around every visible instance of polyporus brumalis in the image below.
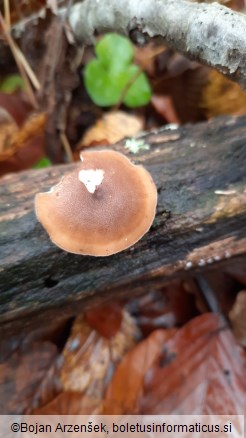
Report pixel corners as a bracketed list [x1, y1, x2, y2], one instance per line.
[35, 150, 157, 256]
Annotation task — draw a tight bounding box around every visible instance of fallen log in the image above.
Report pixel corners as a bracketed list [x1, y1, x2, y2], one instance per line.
[0, 115, 246, 337]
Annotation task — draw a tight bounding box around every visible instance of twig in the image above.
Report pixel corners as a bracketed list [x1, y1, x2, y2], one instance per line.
[13, 45, 41, 91]
[0, 13, 38, 109]
[60, 131, 74, 162]
[3, 0, 10, 29]
[0, 8, 40, 92]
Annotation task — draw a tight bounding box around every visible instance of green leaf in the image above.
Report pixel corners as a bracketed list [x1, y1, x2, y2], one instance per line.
[123, 65, 152, 107]
[33, 157, 52, 169]
[96, 33, 133, 72]
[0, 75, 24, 93]
[83, 33, 152, 108]
[84, 59, 129, 106]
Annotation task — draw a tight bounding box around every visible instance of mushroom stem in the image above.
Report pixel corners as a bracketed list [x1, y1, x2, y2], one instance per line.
[78, 169, 105, 194]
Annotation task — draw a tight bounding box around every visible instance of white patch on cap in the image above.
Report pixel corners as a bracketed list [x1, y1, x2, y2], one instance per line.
[78, 169, 104, 194]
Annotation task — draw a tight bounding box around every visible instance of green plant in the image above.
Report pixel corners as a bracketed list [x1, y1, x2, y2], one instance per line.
[33, 157, 51, 169]
[0, 75, 24, 93]
[84, 33, 152, 108]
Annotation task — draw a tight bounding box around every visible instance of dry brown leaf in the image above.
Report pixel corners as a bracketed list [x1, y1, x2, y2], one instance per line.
[0, 91, 32, 126]
[26, 360, 63, 414]
[140, 313, 246, 414]
[225, 258, 246, 286]
[103, 328, 177, 414]
[60, 310, 138, 412]
[32, 391, 102, 415]
[128, 282, 197, 337]
[85, 303, 123, 339]
[0, 106, 18, 156]
[0, 0, 47, 26]
[155, 49, 200, 78]
[12, 112, 46, 150]
[0, 135, 45, 176]
[79, 111, 144, 148]
[152, 50, 209, 123]
[134, 43, 165, 77]
[0, 112, 47, 161]
[201, 70, 246, 118]
[195, 271, 239, 316]
[151, 95, 180, 124]
[163, 282, 199, 325]
[0, 341, 58, 414]
[229, 290, 246, 347]
[0, 92, 46, 174]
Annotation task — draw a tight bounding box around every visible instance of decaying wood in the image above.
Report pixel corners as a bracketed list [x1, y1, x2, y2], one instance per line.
[0, 115, 246, 337]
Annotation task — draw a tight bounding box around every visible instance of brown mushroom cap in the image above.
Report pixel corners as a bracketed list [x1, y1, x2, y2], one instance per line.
[35, 150, 157, 256]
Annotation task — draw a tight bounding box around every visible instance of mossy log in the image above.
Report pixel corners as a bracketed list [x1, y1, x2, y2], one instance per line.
[0, 116, 246, 337]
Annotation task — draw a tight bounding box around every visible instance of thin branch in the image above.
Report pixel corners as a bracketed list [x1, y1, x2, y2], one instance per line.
[60, 131, 74, 162]
[0, 13, 40, 91]
[12, 45, 41, 91]
[3, 0, 11, 29]
[0, 13, 38, 109]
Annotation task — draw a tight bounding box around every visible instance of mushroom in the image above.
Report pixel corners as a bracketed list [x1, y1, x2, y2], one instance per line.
[35, 150, 157, 256]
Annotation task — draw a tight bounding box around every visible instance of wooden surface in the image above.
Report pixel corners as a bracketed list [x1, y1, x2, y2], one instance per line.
[1, 115, 246, 337]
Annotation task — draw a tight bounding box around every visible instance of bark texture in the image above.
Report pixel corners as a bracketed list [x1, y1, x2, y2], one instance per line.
[0, 116, 246, 337]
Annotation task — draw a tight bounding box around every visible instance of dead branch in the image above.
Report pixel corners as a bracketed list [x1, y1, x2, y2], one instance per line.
[68, 0, 246, 89]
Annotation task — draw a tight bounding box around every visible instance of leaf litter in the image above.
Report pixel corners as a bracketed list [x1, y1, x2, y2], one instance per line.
[105, 314, 246, 415]
[0, 0, 246, 420]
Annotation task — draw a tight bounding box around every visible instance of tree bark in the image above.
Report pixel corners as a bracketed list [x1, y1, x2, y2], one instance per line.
[0, 115, 246, 337]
